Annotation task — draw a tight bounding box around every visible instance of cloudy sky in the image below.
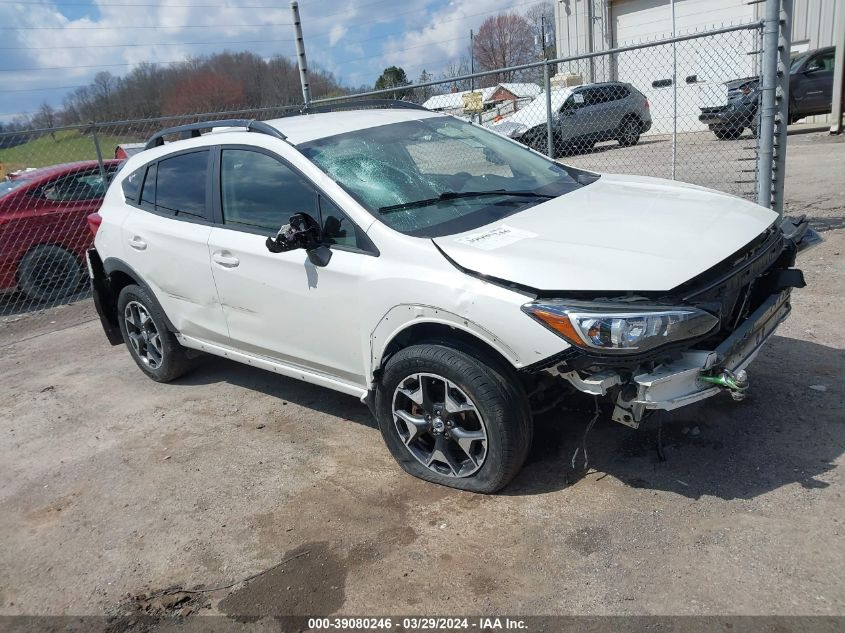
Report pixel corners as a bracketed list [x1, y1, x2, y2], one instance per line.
[0, 0, 543, 122]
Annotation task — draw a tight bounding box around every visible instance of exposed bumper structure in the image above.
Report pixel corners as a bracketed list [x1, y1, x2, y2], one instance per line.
[608, 288, 791, 426]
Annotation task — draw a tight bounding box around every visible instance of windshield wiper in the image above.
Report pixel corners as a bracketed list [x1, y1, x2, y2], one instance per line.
[378, 189, 554, 214]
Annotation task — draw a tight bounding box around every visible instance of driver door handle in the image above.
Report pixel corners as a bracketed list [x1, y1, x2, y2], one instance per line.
[212, 251, 240, 268]
[128, 236, 147, 251]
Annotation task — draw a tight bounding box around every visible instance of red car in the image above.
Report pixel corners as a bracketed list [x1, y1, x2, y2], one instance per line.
[0, 160, 120, 303]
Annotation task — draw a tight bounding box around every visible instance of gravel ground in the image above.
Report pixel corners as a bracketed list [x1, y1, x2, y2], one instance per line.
[0, 131, 842, 624]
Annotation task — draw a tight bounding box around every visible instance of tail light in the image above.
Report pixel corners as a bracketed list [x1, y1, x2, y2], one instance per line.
[87, 212, 103, 237]
[644, 98, 650, 110]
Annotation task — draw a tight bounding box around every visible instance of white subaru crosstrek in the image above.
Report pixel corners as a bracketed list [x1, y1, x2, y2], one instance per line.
[88, 102, 818, 493]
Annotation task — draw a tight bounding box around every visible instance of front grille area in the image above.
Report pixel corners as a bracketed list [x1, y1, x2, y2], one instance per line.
[683, 226, 795, 349]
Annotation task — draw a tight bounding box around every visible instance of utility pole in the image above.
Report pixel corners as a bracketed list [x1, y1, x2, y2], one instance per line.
[541, 14, 548, 61]
[586, 0, 595, 82]
[671, 0, 677, 180]
[470, 29, 475, 91]
[830, 0, 845, 134]
[290, 0, 311, 106]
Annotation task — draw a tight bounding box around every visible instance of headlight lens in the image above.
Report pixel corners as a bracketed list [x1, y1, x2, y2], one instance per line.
[522, 301, 719, 354]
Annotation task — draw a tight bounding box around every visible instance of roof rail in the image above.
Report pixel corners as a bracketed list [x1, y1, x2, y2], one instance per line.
[303, 99, 430, 114]
[144, 119, 286, 150]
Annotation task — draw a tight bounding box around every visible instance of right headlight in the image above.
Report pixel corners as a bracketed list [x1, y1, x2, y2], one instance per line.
[522, 301, 719, 354]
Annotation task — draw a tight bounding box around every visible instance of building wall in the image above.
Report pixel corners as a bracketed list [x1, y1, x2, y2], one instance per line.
[553, 0, 842, 122]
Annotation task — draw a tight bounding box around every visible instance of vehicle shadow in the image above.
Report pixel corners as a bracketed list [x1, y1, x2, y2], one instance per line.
[560, 136, 667, 157]
[0, 287, 91, 318]
[171, 335, 841, 502]
[810, 214, 845, 233]
[505, 335, 843, 500]
[174, 356, 376, 429]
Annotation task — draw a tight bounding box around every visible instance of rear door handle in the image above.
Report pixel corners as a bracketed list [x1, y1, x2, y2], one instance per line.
[212, 251, 240, 268]
[128, 236, 147, 251]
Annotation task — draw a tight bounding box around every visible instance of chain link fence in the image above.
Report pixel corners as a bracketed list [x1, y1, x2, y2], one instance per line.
[1, 21, 774, 336]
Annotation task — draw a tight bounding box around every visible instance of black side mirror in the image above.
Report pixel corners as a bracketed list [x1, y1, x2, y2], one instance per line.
[267, 212, 322, 252]
[266, 212, 333, 267]
[307, 244, 332, 267]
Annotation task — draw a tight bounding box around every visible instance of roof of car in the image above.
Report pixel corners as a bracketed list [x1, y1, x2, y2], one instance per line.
[259, 108, 445, 145]
[8, 159, 121, 183]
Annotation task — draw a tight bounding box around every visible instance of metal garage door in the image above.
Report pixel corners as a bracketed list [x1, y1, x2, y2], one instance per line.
[612, 0, 757, 133]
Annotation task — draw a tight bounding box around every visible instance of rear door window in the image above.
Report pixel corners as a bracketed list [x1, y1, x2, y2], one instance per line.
[154, 151, 209, 218]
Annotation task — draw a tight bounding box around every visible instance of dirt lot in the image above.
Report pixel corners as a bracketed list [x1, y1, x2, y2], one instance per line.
[0, 131, 843, 625]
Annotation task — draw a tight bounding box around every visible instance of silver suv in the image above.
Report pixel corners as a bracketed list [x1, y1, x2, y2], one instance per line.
[491, 82, 652, 155]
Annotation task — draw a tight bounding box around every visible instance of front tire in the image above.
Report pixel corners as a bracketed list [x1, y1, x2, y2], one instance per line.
[375, 344, 532, 493]
[713, 126, 743, 140]
[117, 284, 196, 382]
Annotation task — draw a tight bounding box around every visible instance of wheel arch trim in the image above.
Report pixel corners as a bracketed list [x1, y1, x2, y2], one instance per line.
[369, 304, 521, 384]
[101, 256, 179, 334]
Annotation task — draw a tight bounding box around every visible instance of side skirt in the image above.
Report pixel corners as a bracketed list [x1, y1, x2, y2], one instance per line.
[176, 334, 369, 401]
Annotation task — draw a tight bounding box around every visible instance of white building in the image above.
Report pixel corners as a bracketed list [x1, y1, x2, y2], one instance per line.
[553, 0, 842, 131]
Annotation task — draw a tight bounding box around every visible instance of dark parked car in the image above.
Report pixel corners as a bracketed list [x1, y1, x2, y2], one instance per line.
[700, 46, 839, 140]
[0, 160, 120, 302]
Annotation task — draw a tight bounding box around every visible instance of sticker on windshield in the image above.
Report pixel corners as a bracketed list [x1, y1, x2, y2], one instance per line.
[454, 225, 537, 251]
[573, 93, 585, 104]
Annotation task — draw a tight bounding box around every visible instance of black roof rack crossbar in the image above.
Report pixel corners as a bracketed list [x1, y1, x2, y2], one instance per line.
[302, 99, 430, 114]
[144, 119, 286, 150]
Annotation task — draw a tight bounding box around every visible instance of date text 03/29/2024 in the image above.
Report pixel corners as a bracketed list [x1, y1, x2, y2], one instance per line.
[307, 617, 528, 630]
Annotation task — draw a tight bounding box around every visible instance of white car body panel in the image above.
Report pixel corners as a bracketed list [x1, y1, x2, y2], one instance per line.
[433, 173, 778, 291]
[121, 210, 229, 343]
[94, 109, 795, 414]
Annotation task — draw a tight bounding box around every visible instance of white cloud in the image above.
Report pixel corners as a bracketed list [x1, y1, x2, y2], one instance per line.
[329, 24, 347, 47]
[380, 0, 524, 77]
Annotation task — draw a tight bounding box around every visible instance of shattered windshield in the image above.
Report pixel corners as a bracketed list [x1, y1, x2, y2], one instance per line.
[299, 116, 588, 237]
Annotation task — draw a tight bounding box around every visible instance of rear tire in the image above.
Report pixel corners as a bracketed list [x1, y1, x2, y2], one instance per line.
[617, 117, 641, 146]
[17, 244, 83, 303]
[375, 344, 532, 493]
[117, 284, 197, 383]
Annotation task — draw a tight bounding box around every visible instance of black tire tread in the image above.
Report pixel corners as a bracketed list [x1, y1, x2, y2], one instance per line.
[376, 343, 532, 493]
[117, 284, 197, 383]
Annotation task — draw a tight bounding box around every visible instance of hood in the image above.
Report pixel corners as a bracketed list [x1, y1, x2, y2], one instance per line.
[487, 87, 573, 136]
[726, 76, 759, 91]
[432, 174, 778, 292]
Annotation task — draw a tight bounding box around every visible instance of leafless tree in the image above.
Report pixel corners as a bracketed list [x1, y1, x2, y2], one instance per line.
[415, 69, 435, 103]
[524, 2, 556, 60]
[472, 13, 536, 83]
[33, 102, 57, 140]
[440, 56, 471, 91]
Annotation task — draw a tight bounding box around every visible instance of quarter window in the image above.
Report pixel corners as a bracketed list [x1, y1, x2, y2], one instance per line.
[122, 167, 143, 202]
[220, 149, 317, 232]
[154, 151, 208, 218]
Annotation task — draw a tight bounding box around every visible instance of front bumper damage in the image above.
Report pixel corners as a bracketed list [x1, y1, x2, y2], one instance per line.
[582, 288, 790, 427]
[530, 218, 820, 427]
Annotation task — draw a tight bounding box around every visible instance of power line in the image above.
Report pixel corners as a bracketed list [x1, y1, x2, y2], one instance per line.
[0, 38, 293, 51]
[0, 1, 283, 5]
[0, 84, 88, 93]
[334, 35, 470, 68]
[4, 22, 291, 30]
[1, 52, 299, 73]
